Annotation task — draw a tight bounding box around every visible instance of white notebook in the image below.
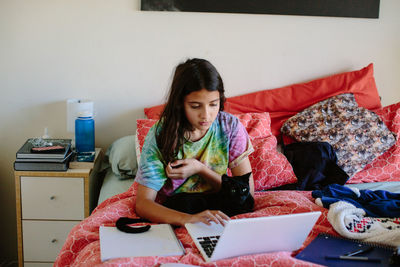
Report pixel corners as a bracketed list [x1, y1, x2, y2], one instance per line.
[99, 225, 185, 261]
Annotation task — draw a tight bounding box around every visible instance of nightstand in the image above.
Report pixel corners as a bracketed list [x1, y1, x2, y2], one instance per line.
[14, 148, 103, 267]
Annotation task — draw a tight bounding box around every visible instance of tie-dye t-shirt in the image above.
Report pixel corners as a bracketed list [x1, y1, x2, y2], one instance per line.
[135, 111, 253, 201]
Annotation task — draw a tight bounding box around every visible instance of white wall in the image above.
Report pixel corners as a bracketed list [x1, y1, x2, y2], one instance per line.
[1, 0, 399, 263]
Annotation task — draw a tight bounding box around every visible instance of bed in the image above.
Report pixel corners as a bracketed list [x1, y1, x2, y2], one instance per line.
[55, 63, 400, 266]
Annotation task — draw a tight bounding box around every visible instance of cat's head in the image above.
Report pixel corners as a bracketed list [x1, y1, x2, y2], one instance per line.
[220, 172, 252, 204]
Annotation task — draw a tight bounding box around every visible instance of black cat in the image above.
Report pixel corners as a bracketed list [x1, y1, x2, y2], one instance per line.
[163, 172, 254, 217]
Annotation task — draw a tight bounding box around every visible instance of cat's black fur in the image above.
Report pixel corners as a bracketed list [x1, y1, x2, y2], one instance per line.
[163, 172, 254, 217]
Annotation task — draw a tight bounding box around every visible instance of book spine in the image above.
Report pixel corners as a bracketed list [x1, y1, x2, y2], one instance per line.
[16, 153, 67, 159]
[14, 162, 69, 171]
[16, 140, 72, 159]
[15, 151, 73, 163]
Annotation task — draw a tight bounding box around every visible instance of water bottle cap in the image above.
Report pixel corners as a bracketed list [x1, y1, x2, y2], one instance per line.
[77, 111, 93, 117]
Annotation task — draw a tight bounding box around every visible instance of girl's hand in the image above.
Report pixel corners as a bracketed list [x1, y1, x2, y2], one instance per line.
[185, 210, 230, 226]
[165, 159, 203, 180]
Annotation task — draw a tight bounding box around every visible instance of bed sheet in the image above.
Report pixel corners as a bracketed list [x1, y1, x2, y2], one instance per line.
[345, 181, 400, 193]
[55, 183, 333, 267]
[97, 168, 134, 206]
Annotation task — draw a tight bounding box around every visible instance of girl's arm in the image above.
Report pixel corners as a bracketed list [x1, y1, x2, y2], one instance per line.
[167, 157, 254, 196]
[230, 157, 254, 197]
[135, 183, 229, 226]
[135, 184, 190, 225]
[167, 159, 222, 192]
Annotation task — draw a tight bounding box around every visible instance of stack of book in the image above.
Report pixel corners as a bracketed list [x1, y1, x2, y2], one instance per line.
[14, 138, 73, 171]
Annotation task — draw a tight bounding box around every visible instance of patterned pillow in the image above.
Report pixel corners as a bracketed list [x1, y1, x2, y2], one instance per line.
[136, 112, 296, 191]
[281, 93, 396, 177]
[348, 102, 400, 183]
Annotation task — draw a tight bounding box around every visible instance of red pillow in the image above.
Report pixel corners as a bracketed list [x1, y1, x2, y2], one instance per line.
[136, 119, 157, 163]
[136, 113, 296, 191]
[144, 64, 381, 138]
[235, 113, 296, 190]
[232, 112, 271, 138]
[144, 104, 164, 120]
[347, 102, 400, 183]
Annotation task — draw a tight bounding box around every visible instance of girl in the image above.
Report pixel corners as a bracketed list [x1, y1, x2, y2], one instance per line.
[135, 58, 254, 226]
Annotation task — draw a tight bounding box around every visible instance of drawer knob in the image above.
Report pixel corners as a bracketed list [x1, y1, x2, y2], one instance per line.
[51, 238, 57, 243]
[50, 195, 56, 200]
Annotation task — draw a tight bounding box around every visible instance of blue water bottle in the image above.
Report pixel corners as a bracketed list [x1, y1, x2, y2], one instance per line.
[75, 111, 95, 161]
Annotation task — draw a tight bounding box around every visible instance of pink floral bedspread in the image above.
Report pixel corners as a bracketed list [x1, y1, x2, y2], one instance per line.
[54, 103, 400, 267]
[55, 184, 333, 267]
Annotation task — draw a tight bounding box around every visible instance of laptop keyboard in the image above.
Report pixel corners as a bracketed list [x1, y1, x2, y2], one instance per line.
[197, 235, 220, 257]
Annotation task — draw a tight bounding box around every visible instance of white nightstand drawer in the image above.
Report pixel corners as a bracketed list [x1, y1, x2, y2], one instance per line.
[23, 220, 78, 262]
[21, 176, 84, 220]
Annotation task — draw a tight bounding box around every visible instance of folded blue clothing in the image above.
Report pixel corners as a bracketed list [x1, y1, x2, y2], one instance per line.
[312, 184, 400, 217]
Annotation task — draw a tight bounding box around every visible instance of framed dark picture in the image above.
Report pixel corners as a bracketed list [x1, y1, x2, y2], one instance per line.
[141, 0, 380, 19]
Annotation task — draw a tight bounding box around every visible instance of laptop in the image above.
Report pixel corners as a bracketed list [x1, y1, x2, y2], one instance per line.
[185, 211, 321, 262]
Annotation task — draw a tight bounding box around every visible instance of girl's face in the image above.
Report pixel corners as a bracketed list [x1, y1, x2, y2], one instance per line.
[184, 88, 220, 139]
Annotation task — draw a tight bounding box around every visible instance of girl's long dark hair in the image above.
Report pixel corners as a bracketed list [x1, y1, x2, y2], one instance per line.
[156, 58, 226, 165]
